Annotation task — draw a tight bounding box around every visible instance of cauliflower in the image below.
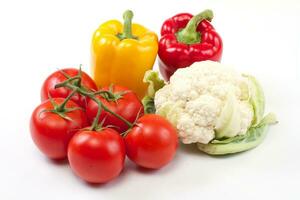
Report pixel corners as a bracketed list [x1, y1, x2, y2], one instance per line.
[142, 61, 277, 155]
[155, 61, 253, 144]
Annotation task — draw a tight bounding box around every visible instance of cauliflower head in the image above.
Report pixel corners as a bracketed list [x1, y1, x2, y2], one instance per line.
[154, 61, 255, 144]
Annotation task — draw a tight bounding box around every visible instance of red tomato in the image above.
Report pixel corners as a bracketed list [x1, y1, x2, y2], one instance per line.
[41, 68, 97, 108]
[68, 129, 125, 183]
[125, 114, 178, 169]
[30, 98, 88, 159]
[86, 85, 144, 133]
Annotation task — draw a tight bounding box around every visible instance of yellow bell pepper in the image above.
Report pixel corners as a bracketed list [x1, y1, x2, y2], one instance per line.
[91, 10, 158, 99]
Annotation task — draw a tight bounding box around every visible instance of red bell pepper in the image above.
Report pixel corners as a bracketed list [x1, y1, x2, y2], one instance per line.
[158, 9, 223, 80]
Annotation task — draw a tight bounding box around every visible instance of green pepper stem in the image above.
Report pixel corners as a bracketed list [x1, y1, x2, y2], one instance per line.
[117, 10, 137, 40]
[176, 9, 213, 45]
[123, 10, 134, 38]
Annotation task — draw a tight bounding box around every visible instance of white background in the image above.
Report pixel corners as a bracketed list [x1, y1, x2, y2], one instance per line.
[0, 0, 299, 199]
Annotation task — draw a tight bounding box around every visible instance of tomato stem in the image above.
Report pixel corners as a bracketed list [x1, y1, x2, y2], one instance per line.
[56, 89, 78, 112]
[90, 97, 103, 130]
[101, 102, 132, 127]
[55, 76, 81, 88]
[73, 64, 83, 87]
[56, 82, 133, 130]
[88, 94, 133, 130]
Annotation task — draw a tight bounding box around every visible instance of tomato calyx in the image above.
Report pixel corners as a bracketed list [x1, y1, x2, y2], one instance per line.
[89, 117, 118, 132]
[120, 108, 144, 137]
[93, 85, 128, 103]
[40, 89, 82, 121]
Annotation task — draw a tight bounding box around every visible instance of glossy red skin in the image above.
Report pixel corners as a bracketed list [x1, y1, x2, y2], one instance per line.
[41, 68, 97, 108]
[68, 129, 125, 183]
[86, 85, 144, 133]
[125, 114, 178, 169]
[30, 98, 88, 159]
[159, 13, 223, 80]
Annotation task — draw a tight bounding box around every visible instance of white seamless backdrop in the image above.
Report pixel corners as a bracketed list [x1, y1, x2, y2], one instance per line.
[0, 0, 299, 200]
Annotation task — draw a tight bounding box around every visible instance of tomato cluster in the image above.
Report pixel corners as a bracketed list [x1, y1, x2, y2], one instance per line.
[30, 68, 178, 184]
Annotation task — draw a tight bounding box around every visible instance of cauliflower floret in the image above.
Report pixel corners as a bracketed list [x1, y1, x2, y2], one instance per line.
[154, 85, 171, 108]
[185, 95, 222, 127]
[154, 61, 254, 144]
[174, 95, 221, 144]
